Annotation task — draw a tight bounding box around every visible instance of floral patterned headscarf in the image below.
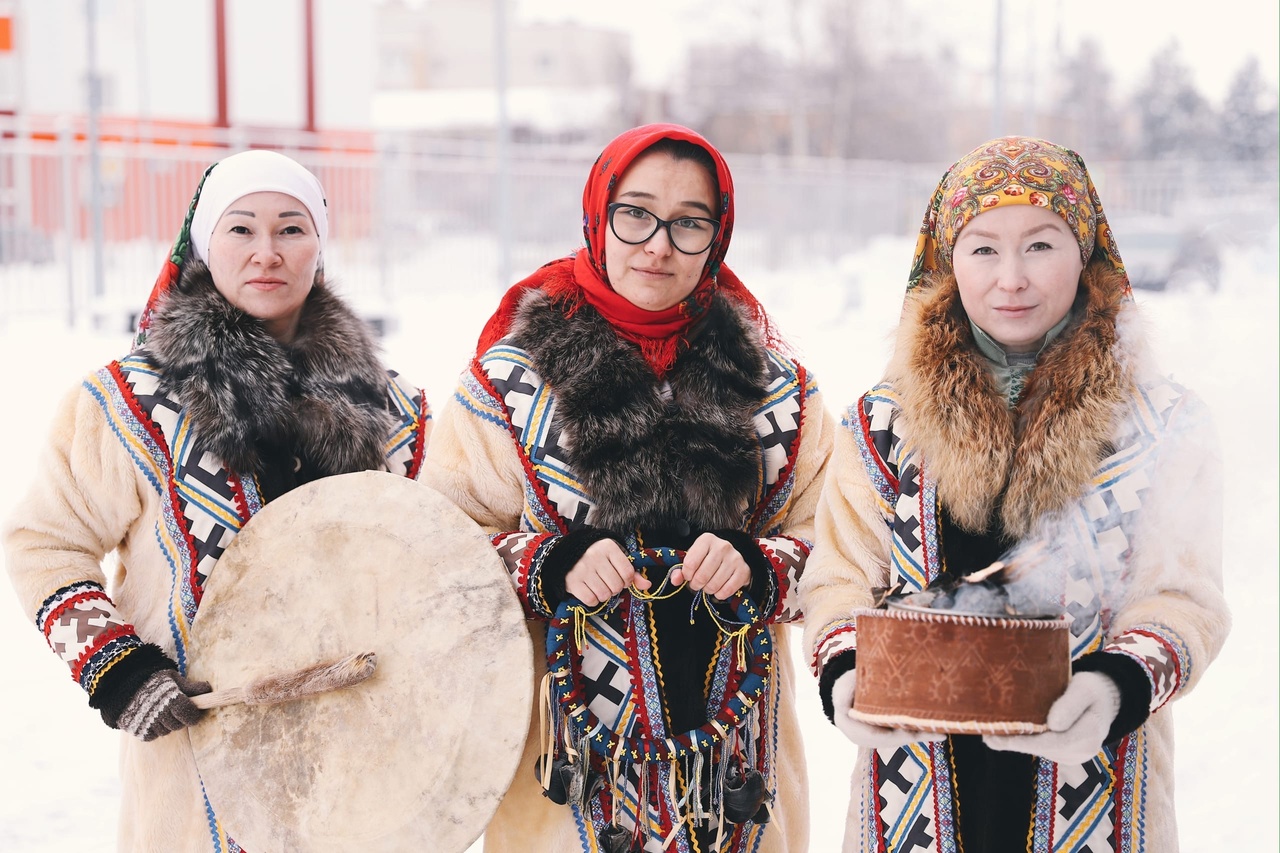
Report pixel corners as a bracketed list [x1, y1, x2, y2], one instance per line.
[908, 136, 1129, 295]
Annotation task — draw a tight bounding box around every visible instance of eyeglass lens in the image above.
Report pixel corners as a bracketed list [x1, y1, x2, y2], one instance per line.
[609, 204, 718, 255]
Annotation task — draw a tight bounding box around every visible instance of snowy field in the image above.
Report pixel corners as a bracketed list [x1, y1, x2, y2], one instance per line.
[0, 235, 1275, 851]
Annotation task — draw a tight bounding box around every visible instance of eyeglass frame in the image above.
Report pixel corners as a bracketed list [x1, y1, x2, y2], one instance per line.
[606, 202, 722, 256]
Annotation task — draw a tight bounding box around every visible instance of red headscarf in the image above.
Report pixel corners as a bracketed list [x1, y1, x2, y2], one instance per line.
[476, 124, 776, 376]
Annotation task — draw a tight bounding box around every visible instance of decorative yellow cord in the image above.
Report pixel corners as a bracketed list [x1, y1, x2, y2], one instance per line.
[629, 564, 688, 602]
[566, 562, 755, 654]
[571, 600, 610, 650]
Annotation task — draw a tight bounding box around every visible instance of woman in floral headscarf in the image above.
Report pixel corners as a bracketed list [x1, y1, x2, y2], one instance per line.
[424, 124, 833, 852]
[800, 137, 1229, 852]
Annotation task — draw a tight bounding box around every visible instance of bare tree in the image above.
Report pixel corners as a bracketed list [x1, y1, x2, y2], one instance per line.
[1050, 38, 1126, 159]
[1131, 41, 1216, 159]
[1221, 56, 1279, 161]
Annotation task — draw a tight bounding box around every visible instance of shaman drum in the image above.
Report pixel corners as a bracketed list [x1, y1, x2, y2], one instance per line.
[187, 471, 533, 853]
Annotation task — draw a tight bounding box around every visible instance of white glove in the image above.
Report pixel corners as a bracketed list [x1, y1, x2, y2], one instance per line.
[830, 670, 945, 751]
[984, 671, 1121, 765]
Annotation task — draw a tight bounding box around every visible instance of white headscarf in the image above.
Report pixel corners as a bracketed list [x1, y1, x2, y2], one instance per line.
[190, 150, 328, 263]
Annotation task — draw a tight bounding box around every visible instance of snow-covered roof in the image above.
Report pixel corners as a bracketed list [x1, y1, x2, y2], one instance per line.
[370, 86, 619, 132]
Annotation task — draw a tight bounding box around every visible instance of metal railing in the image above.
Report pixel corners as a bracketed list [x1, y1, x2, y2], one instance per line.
[2, 115, 1275, 330]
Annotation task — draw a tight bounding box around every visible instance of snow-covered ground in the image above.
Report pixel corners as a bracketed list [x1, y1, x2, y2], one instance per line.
[0, 236, 1275, 851]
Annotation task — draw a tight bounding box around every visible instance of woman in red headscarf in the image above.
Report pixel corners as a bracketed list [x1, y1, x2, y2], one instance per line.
[425, 125, 833, 852]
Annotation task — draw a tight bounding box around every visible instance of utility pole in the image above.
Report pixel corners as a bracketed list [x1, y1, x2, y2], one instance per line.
[991, 0, 1005, 137]
[85, 0, 105, 305]
[303, 0, 316, 134]
[214, 0, 228, 128]
[494, 0, 511, 290]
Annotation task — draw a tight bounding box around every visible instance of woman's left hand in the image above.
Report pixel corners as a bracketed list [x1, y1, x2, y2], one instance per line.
[670, 533, 752, 600]
[984, 671, 1121, 765]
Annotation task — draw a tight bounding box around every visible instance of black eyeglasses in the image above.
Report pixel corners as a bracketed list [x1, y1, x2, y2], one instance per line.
[607, 203, 721, 255]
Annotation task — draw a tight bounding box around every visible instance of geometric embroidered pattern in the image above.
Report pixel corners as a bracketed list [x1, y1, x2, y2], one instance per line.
[831, 376, 1198, 853]
[467, 339, 808, 853]
[85, 351, 429, 853]
[813, 620, 858, 674]
[480, 344, 596, 531]
[37, 581, 142, 696]
[748, 352, 813, 538]
[760, 535, 810, 623]
[1105, 625, 1186, 711]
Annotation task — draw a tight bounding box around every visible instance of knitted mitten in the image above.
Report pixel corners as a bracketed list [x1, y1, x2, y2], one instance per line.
[114, 670, 212, 742]
[985, 671, 1122, 764]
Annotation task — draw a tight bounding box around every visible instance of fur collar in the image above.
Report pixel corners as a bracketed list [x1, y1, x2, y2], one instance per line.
[508, 289, 770, 533]
[144, 261, 394, 476]
[888, 260, 1135, 539]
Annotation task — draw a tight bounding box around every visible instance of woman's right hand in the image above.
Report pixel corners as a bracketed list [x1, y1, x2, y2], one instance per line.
[831, 670, 945, 750]
[564, 538, 652, 606]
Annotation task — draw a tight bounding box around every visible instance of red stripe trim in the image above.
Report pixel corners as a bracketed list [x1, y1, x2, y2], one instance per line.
[1111, 734, 1131, 852]
[41, 588, 111, 636]
[69, 622, 136, 681]
[814, 623, 856, 673]
[747, 360, 808, 533]
[404, 393, 431, 481]
[107, 361, 205, 607]
[870, 754, 889, 853]
[471, 358, 568, 535]
[1120, 627, 1183, 706]
[519, 531, 556, 617]
[760, 536, 809, 622]
[857, 392, 899, 493]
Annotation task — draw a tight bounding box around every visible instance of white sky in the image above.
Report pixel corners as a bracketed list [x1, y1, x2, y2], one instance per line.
[518, 0, 1280, 102]
[9, 0, 1278, 126]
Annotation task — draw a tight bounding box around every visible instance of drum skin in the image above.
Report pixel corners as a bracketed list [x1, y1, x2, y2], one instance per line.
[187, 471, 533, 852]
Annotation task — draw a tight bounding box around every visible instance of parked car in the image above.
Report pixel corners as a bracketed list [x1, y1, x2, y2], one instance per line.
[1107, 214, 1221, 292]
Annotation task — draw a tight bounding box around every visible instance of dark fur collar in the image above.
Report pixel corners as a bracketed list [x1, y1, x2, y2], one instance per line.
[509, 289, 770, 533]
[143, 261, 394, 476]
[888, 260, 1134, 539]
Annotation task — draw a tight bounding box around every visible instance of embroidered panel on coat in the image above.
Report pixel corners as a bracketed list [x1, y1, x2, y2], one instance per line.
[839, 377, 1195, 853]
[467, 342, 812, 853]
[82, 354, 428, 853]
[473, 344, 812, 537]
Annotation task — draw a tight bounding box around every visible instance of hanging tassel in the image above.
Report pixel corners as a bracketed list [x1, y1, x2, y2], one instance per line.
[689, 749, 707, 823]
[574, 605, 590, 651]
[537, 672, 556, 794]
[744, 705, 759, 769]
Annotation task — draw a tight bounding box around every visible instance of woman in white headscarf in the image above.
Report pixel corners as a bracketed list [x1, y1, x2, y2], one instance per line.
[3, 150, 432, 851]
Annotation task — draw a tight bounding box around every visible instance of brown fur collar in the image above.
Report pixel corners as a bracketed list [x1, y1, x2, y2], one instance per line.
[144, 261, 394, 476]
[508, 289, 770, 533]
[887, 259, 1135, 538]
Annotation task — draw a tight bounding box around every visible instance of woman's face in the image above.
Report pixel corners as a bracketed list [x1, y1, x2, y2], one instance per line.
[604, 150, 718, 312]
[952, 204, 1084, 353]
[206, 191, 320, 343]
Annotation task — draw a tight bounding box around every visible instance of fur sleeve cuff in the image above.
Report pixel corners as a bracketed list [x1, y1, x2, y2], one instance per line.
[90, 643, 181, 729]
[538, 527, 625, 611]
[819, 649, 858, 724]
[1073, 650, 1152, 745]
[710, 529, 777, 615]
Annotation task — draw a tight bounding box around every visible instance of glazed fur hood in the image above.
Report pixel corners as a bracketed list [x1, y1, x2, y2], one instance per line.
[506, 288, 770, 534]
[144, 261, 394, 476]
[888, 259, 1138, 539]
